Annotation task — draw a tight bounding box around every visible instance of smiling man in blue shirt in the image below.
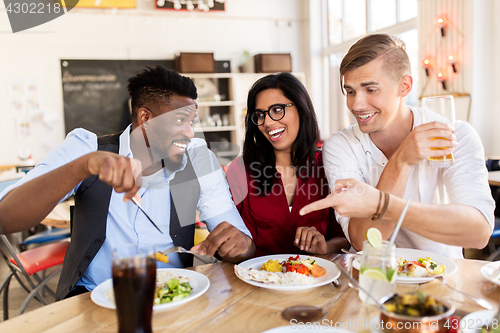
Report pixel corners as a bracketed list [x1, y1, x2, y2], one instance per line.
[0, 66, 255, 300]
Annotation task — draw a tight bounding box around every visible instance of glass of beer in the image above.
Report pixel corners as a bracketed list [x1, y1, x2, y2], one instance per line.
[421, 95, 456, 167]
[112, 243, 156, 333]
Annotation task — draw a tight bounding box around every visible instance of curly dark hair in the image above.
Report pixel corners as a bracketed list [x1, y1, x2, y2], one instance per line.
[127, 66, 197, 122]
[243, 72, 320, 195]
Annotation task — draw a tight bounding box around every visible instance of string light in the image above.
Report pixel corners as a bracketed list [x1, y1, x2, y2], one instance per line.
[448, 55, 457, 73]
[437, 72, 447, 90]
[423, 59, 431, 77]
[437, 17, 446, 37]
[422, 15, 464, 94]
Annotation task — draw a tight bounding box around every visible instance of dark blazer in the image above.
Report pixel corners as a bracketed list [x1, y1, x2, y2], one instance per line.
[55, 131, 200, 300]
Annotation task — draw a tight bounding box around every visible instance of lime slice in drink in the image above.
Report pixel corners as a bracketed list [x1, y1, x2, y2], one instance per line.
[361, 268, 388, 281]
[386, 267, 396, 282]
[366, 227, 382, 249]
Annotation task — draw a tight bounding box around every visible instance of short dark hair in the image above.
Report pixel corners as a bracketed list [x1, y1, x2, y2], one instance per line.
[127, 66, 197, 121]
[340, 34, 411, 94]
[243, 72, 320, 195]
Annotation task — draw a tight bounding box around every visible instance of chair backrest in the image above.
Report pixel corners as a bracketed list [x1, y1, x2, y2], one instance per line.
[0, 234, 30, 277]
[0, 233, 69, 320]
[22, 228, 71, 247]
[1, 235, 68, 276]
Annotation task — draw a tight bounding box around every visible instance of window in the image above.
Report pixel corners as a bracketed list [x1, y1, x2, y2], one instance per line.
[327, 0, 417, 46]
[371, 0, 396, 31]
[324, 0, 418, 132]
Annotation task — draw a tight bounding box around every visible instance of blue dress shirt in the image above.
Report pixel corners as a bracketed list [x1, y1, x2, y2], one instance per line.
[0, 125, 251, 291]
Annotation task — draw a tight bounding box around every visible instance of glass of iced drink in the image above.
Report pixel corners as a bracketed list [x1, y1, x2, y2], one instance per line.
[421, 95, 456, 167]
[112, 243, 156, 333]
[358, 240, 397, 305]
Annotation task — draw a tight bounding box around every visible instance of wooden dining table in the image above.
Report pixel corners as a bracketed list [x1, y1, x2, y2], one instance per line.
[0, 254, 498, 333]
[40, 199, 73, 229]
[489, 170, 500, 187]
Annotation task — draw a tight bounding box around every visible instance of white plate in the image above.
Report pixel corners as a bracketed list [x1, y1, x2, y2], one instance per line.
[261, 326, 353, 333]
[352, 248, 457, 284]
[461, 310, 496, 333]
[236, 254, 340, 292]
[480, 261, 500, 286]
[91, 268, 210, 311]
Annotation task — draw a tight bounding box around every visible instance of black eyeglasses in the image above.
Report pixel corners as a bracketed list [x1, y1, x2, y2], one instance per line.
[251, 103, 294, 126]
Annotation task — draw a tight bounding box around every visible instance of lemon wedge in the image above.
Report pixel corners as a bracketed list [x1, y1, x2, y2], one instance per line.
[361, 268, 388, 281]
[366, 227, 383, 249]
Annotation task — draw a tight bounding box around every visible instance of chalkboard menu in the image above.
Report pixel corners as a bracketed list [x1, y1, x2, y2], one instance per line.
[61, 59, 174, 136]
[61, 59, 231, 136]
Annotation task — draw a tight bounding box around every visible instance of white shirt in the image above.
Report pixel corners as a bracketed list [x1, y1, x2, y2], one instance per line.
[322, 106, 494, 259]
[0, 125, 251, 290]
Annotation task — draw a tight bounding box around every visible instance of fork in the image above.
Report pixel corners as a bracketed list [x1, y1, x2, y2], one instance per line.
[435, 275, 493, 310]
[341, 248, 361, 256]
[161, 246, 199, 256]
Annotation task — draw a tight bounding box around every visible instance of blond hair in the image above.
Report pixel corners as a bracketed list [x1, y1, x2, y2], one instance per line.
[339, 34, 411, 94]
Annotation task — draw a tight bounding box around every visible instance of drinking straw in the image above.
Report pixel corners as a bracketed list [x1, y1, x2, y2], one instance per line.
[387, 199, 411, 250]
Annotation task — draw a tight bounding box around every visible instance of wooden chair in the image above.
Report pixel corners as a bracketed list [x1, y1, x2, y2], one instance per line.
[20, 228, 70, 251]
[0, 235, 68, 320]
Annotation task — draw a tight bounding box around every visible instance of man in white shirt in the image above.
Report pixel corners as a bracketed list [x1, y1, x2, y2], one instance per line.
[0, 66, 255, 299]
[301, 34, 494, 258]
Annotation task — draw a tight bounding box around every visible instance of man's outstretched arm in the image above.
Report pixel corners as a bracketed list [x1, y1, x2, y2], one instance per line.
[0, 151, 141, 234]
[300, 179, 491, 250]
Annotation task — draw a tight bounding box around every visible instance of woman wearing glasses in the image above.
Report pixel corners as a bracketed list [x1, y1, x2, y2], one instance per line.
[226, 73, 348, 257]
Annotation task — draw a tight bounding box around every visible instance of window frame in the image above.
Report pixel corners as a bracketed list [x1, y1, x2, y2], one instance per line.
[321, 0, 418, 133]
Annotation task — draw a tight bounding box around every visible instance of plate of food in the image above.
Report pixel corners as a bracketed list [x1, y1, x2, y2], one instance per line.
[480, 261, 500, 286]
[352, 248, 456, 284]
[91, 268, 210, 311]
[395, 248, 457, 284]
[234, 254, 340, 291]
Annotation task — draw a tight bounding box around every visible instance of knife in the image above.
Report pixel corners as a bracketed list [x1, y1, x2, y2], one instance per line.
[131, 197, 163, 234]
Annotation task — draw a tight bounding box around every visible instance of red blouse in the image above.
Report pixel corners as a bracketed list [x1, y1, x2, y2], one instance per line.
[226, 152, 345, 257]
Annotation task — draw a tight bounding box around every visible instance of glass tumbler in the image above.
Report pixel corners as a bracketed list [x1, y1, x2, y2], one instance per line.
[358, 240, 397, 305]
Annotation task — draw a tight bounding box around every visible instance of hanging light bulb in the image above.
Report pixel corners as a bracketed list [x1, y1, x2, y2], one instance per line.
[437, 17, 446, 37]
[208, 0, 214, 7]
[437, 72, 447, 90]
[186, 0, 194, 10]
[157, 0, 165, 6]
[448, 55, 457, 73]
[423, 59, 431, 77]
[173, 0, 181, 9]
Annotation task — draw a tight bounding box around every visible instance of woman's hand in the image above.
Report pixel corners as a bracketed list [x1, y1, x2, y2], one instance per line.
[294, 226, 328, 254]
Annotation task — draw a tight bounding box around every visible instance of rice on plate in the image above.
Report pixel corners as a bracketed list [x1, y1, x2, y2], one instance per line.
[234, 265, 315, 286]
